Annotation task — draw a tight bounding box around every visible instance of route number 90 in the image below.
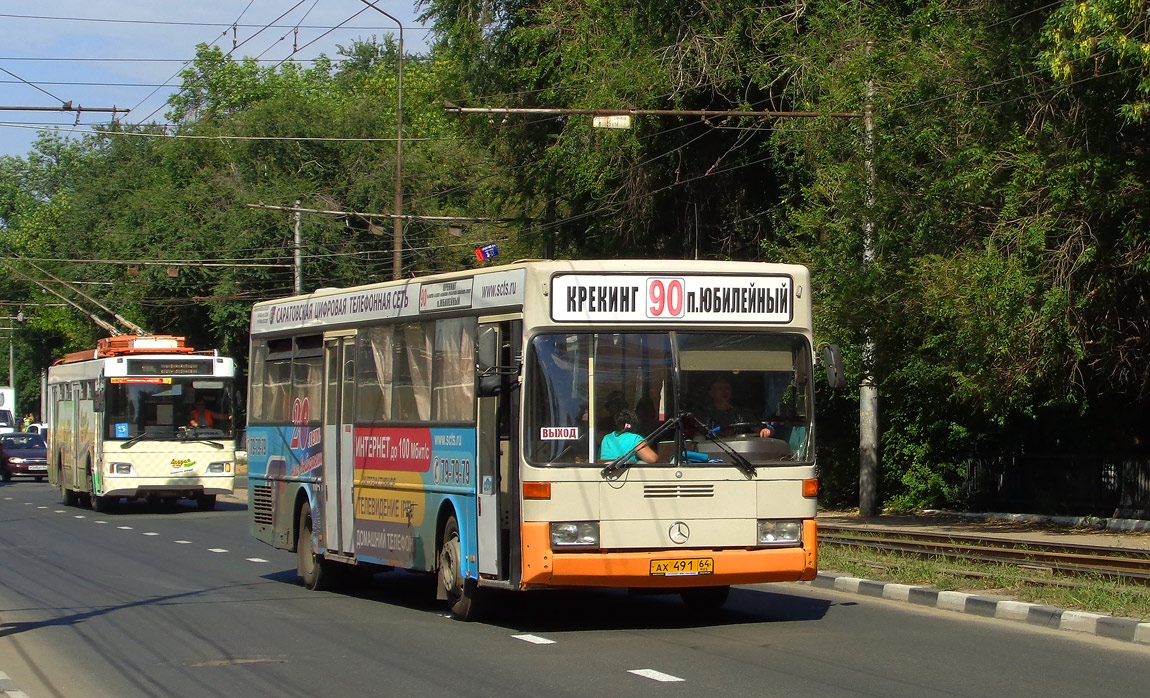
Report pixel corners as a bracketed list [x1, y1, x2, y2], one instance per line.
[647, 278, 685, 318]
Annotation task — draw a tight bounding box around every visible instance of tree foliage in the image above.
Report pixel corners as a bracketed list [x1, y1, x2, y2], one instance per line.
[3, 3, 1150, 510]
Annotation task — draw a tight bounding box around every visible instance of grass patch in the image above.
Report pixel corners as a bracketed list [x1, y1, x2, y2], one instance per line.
[819, 543, 1150, 621]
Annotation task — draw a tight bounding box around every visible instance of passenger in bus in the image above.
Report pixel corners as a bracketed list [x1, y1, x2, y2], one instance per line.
[700, 377, 775, 438]
[599, 408, 658, 463]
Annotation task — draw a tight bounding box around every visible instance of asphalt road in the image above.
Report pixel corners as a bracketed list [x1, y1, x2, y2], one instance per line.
[0, 480, 1145, 698]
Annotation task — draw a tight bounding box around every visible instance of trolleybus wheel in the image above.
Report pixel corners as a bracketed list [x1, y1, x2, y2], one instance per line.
[438, 515, 480, 620]
[297, 501, 332, 591]
[196, 494, 217, 511]
[680, 585, 731, 612]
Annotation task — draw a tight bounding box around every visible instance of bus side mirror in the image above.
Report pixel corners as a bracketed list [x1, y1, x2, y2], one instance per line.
[822, 344, 846, 390]
[477, 327, 502, 397]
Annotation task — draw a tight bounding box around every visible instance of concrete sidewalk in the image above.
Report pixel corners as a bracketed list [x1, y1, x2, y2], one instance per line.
[813, 511, 1150, 646]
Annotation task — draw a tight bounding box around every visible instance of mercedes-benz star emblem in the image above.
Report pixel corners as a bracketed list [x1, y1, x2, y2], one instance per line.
[668, 522, 690, 544]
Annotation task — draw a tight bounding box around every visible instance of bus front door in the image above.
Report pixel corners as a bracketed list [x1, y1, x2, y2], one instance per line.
[476, 320, 520, 581]
[323, 334, 357, 555]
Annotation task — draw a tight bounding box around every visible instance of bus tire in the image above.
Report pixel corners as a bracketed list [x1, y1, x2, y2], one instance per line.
[680, 585, 731, 612]
[196, 494, 217, 511]
[297, 501, 331, 591]
[60, 482, 78, 507]
[438, 515, 480, 620]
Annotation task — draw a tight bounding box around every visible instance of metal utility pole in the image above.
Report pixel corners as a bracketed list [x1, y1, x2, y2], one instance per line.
[358, 1, 405, 280]
[294, 199, 304, 295]
[859, 40, 879, 517]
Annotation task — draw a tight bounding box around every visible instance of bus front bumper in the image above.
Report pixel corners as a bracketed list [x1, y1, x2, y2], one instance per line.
[519, 519, 817, 588]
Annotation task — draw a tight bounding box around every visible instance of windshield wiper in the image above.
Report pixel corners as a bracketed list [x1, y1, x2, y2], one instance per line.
[601, 413, 683, 479]
[118, 431, 149, 449]
[178, 427, 224, 448]
[686, 413, 757, 479]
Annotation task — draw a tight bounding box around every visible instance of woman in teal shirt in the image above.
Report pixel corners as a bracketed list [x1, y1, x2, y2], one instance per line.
[599, 408, 658, 463]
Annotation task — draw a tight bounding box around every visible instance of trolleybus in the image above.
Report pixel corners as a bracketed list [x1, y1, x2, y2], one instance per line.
[48, 334, 238, 512]
[247, 259, 842, 618]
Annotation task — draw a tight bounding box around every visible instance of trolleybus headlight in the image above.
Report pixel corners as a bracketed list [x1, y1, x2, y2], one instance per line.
[109, 462, 133, 474]
[550, 521, 600, 550]
[208, 461, 232, 473]
[7, 457, 26, 464]
[757, 519, 802, 546]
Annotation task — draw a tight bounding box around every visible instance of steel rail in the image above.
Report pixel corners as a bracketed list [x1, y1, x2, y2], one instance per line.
[818, 524, 1150, 584]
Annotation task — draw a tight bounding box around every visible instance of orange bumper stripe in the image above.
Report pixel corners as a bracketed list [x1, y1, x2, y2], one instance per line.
[521, 519, 818, 588]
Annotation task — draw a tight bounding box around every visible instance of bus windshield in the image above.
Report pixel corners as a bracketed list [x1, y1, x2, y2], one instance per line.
[525, 332, 813, 466]
[103, 378, 236, 440]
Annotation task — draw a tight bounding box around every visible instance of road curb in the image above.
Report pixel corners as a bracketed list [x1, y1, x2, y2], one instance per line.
[811, 571, 1150, 646]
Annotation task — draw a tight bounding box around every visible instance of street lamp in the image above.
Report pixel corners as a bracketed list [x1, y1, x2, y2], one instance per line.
[357, 1, 404, 280]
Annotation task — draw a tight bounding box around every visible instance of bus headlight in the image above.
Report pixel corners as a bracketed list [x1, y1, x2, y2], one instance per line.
[550, 521, 599, 550]
[208, 461, 232, 473]
[757, 519, 802, 546]
[109, 462, 133, 474]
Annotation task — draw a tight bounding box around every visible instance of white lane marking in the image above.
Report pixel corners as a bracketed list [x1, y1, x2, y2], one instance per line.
[512, 634, 556, 645]
[37, 506, 47, 509]
[54, 510, 66, 513]
[24, 502, 32, 505]
[117, 526, 133, 530]
[94, 521, 107, 524]
[73, 515, 86, 519]
[207, 548, 228, 553]
[175, 540, 192, 544]
[246, 558, 269, 563]
[2, 497, 10, 500]
[628, 669, 685, 683]
[143, 532, 159, 536]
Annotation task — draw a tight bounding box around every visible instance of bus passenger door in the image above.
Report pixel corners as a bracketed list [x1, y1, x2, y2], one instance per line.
[323, 333, 357, 554]
[476, 320, 520, 580]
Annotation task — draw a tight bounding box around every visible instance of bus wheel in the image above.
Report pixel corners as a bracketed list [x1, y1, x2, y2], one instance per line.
[438, 515, 480, 620]
[196, 494, 217, 511]
[680, 585, 731, 613]
[296, 501, 331, 591]
[60, 481, 78, 507]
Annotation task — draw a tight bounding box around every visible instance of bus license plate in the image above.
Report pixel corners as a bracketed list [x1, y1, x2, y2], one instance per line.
[28, 465, 47, 471]
[650, 557, 714, 576]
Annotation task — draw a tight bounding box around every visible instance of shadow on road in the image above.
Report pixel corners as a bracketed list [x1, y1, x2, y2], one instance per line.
[263, 567, 832, 631]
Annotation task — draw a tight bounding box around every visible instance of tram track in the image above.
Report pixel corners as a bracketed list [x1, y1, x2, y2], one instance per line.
[818, 524, 1150, 585]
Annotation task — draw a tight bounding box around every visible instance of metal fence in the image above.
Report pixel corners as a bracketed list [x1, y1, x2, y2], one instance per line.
[963, 454, 1150, 519]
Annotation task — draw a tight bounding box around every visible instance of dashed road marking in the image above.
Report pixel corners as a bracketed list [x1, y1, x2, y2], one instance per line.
[628, 669, 684, 683]
[143, 532, 159, 536]
[73, 515, 86, 519]
[94, 520, 107, 524]
[117, 526, 133, 530]
[175, 540, 192, 544]
[512, 634, 556, 645]
[207, 548, 228, 553]
[246, 558, 269, 563]
[36, 506, 47, 509]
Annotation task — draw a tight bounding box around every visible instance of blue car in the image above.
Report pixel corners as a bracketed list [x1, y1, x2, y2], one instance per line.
[0, 433, 48, 482]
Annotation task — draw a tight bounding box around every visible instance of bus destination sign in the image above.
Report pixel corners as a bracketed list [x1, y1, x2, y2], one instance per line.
[127, 359, 214, 376]
[550, 274, 794, 323]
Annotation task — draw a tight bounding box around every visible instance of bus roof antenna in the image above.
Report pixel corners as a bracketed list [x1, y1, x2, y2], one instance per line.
[16, 256, 148, 335]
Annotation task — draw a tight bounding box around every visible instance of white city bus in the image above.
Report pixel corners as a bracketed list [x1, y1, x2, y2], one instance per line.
[247, 259, 842, 619]
[47, 334, 238, 512]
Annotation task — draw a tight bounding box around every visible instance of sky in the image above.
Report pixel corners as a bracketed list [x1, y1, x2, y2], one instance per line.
[0, 1, 432, 159]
